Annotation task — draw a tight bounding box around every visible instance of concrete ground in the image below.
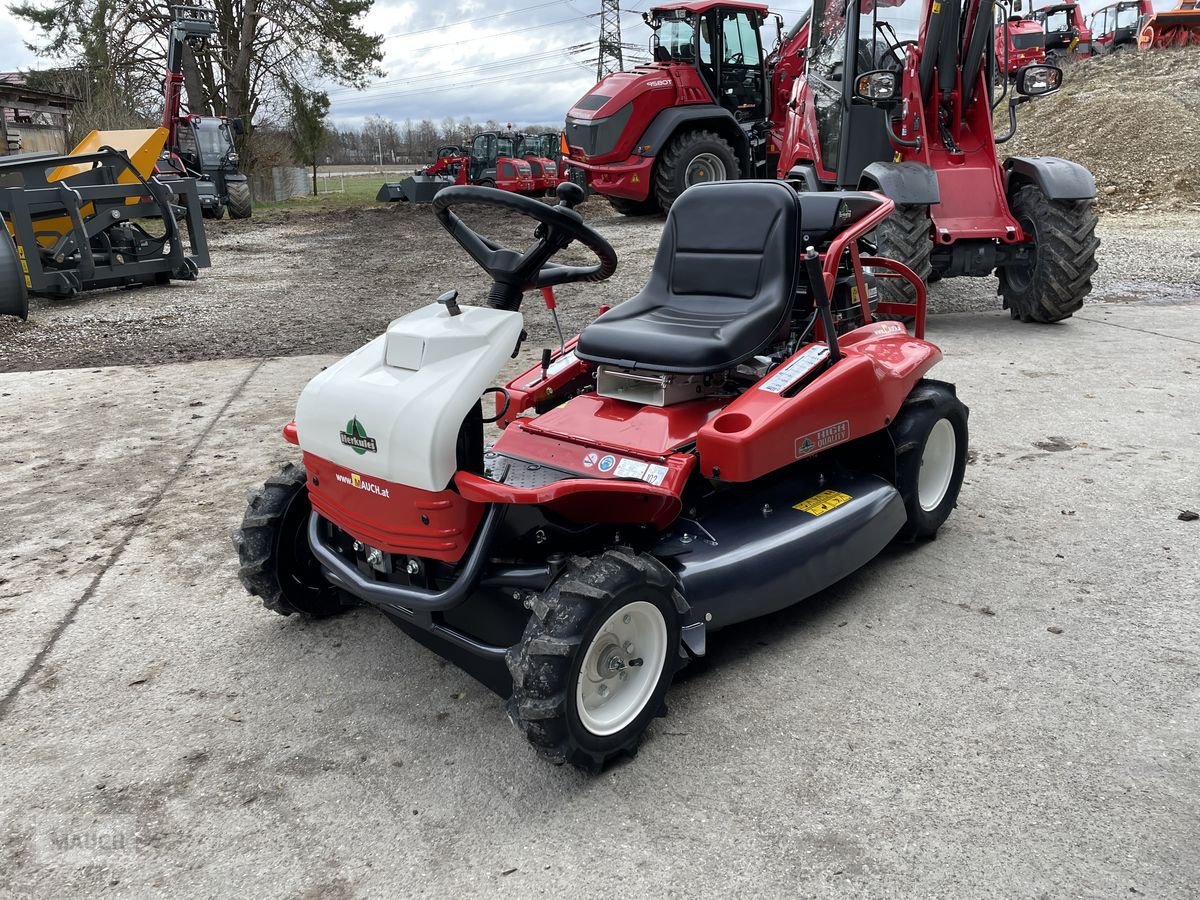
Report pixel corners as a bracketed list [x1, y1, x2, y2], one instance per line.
[1, 301, 1198, 897]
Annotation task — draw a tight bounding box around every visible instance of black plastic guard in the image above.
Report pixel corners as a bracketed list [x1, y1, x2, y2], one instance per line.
[658, 470, 906, 630]
[1005, 156, 1096, 201]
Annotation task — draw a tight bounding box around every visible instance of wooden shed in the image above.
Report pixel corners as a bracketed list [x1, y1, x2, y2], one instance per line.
[0, 76, 78, 156]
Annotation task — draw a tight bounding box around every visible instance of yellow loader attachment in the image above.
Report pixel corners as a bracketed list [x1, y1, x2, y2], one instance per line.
[11, 128, 170, 249]
[0, 129, 210, 318]
[51, 128, 167, 182]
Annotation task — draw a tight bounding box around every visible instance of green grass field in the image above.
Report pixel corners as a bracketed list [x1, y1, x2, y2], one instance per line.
[254, 173, 392, 216]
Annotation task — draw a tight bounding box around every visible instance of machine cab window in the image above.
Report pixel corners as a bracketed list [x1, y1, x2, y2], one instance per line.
[696, 9, 767, 121]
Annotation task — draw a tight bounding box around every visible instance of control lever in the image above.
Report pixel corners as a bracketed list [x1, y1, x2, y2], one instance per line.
[555, 181, 585, 209]
[437, 289, 461, 316]
[803, 246, 842, 363]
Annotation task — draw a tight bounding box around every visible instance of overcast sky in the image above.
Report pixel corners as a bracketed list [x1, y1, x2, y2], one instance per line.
[0, 0, 1176, 129]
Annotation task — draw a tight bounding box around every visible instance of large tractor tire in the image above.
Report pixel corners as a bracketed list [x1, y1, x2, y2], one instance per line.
[506, 550, 687, 772]
[1000, 184, 1099, 323]
[654, 130, 740, 214]
[607, 195, 660, 217]
[232, 461, 346, 618]
[872, 203, 933, 306]
[226, 181, 253, 219]
[201, 203, 226, 221]
[889, 380, 969, 542]
[0, 216, 28, 320]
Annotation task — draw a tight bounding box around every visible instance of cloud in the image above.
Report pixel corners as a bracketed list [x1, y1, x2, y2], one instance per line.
[323, 0, 811, 128]
[0, 10, 40, 71]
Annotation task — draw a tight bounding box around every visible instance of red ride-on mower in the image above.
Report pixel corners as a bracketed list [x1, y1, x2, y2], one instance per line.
[233, 180, 969, 771]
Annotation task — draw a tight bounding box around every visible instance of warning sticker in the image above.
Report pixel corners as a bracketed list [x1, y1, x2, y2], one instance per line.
[795, 420, 849, 458]
[614, 458, 649, 480]
[794, 490, 852, 516]
[759, 346, 830, 394]
[643, 464, 669, 486]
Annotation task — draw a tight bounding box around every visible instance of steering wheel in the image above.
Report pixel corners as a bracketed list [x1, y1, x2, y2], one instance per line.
[432, 182, 618, 311]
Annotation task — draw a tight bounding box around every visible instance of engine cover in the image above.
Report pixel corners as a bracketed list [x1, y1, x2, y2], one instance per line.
[295, 302, 524, 492]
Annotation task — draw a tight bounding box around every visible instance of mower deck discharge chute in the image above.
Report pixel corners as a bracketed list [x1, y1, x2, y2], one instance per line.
[0, 127, 210, 317]
[235, 180, 969, 771]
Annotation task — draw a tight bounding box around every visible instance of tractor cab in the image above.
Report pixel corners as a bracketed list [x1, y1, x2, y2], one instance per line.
[468, 132, 536, 193]
[995, 16, 1047, 77]
[650, 3, 771, 123]
[1090, 0, 1147, 52]
[1029, 3, 1091, 59]
[514, 133, 559, 192]
[174, 115, 239, 177]
[802, 0, 923, 187]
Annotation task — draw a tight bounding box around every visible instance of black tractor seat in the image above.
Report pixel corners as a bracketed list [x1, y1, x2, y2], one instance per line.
[576, 182, 886, 375]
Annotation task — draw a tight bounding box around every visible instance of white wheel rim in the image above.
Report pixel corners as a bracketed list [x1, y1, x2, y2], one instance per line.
[918, 418, 957, 513]
[575, 600, 668, 737]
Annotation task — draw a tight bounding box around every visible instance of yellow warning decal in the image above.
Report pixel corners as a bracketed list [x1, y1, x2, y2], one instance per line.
[932, 1, 942, 11]
[794, 490, 852, 516]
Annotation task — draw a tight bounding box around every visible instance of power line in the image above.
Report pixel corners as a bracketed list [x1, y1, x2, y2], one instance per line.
[386, 13, 597, 56]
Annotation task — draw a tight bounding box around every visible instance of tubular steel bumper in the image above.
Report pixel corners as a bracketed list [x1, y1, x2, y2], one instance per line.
[307, 505, 508, 660]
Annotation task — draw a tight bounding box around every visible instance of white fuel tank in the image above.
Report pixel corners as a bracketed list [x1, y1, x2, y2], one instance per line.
[295, 302, 524, 492]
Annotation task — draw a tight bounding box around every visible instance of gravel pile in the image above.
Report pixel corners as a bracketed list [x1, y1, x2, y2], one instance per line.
[1002, 48, 1200, 211]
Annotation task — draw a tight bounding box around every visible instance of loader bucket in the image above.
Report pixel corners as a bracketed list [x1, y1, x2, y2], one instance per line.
[376, 174, 456, 204]
[0, 215, 30, 320]
[49, 128, 168, 183]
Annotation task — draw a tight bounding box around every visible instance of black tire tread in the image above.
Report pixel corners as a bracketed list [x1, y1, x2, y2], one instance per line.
[607, 195, 660, 217]
[226, 181, 253, 219]
[654, 129, 740, 214]
[873, 203, 932, 306]
[1002, 184, 1099, 323]
[232, 461, 318, 616]
[505, 550, 686, 772]
[889, 379, 969, 542]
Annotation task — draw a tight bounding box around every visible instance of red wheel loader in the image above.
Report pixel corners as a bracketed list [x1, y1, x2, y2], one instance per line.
[1027, 3, 1092, 61]
[995, 16, 1046, 79]
[778, 0, 1100, 324]
[563, 1, 811, 215]
[155, 6, 252, 220]
[377, 135, 537, 203]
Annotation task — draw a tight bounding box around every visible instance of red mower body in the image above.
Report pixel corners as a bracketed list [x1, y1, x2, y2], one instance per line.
[238, 179, 972, 770]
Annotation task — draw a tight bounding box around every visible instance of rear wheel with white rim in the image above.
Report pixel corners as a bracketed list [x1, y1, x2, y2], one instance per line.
[506, 550, 686, 771]
[889, 379, 969, 542]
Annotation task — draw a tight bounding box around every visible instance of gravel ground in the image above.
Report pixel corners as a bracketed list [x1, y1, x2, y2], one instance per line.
[1003, 48, 1200, 213]
[1, 304, 1198, 897]
[2, 199, 1198, 373]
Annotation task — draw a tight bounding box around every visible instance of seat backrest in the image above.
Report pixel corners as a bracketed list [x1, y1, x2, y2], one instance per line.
[650, 179, 799, 309]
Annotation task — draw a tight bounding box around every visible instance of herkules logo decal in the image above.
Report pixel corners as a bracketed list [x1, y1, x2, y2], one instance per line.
[339, 417, 377, 455]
